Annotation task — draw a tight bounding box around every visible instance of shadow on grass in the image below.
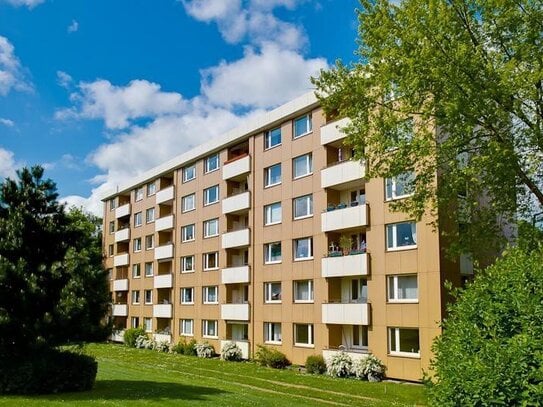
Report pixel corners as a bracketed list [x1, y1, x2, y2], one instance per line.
[38, 380, 227, 402]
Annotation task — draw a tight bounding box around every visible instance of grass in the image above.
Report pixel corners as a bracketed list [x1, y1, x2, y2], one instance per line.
[0, 343, 427, 406]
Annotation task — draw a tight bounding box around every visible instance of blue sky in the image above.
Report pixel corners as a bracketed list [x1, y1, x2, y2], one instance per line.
[0, 0, 359, 214]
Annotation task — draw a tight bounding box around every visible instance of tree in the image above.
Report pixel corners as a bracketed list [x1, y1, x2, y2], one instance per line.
[426, 246, 543, 405]
[313, 0, 543, 256]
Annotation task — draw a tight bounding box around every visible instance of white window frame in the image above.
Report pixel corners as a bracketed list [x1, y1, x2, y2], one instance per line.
[294, 237, 313, 261]
[385, 172, 415, 201]
[294, 323, 314, 347]
[133, 238, 142, 252]
[264, 202, 282, 226]
[352, 325, 369, 349]
[264, 163, 281, 187]
[147, 182, 156, 196]
[203, 286, 218, 304]
[264, 322, 282, 344]
[264, 282, 282, 303]
[144, 289, 153, 305]
[132, 263, 141, 278]
[109, 198, 117, 211]
[183, 164, 196, 182]
[181, 287, 194, 304]
[293, 280, 314, 303]
[293, 194, 313, 219]
[386, 221, 417, 251]
[293, 114, 312, 139]
[203, 185, 220, 206]
[203, 218, 219, 238]
[388, 327, 420, 358]
[387, 275, 418, 303]
[180, 319, 193, 336]
[143, 317, 152, 333]
[109, 221, 115, 234]
[134, 212, 142, 227]
[181, 224, 195, 242]
[144, 262, 153, 277]
[131, 316, 139, 329]
[145, 234, 154, 250]
[181, 255, 195, 273]
[205, 153, 220, 174]
[202, 319, 218, 338]
[182, 193, 196, 213]
[265, 127, 281, 150]
[131, 290, 140, 305]
[146, 207, 155, 223]
[108, 244, 114, 256]
[203, 252, 219, 271]
[135, 187, 144, 202]
[292, 153, 313, 179]
[264, 242, 282, 264]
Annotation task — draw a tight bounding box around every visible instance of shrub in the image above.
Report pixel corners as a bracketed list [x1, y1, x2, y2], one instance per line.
[255, 345, 291, 369]
[134, 335, 154, 350]
[326, 351, 353, 377]
[195, 341, 215, 358]
[353, 354, 386, 381]
[305, 355, 326, 374]
[123, 327, 147, 347]
[153, 341, 170, 353]
[0, 349, 97, 394]
[220, 341, 243, 361]
[172, 338, 197, 356]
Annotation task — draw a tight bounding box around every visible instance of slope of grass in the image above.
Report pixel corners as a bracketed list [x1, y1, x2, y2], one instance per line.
[0, 343, 427, 406]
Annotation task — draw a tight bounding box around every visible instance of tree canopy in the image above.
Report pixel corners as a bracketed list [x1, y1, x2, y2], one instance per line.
[313, 0, 543, 255]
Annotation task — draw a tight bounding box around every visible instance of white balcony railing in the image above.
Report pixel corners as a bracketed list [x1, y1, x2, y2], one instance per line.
[220, 340, 250, 359]
[154, 274, 173, 288]
[155, 244, 174, 261]
[322, 253, 369, 277]
[221, 303, 250, 321]
[322, 303, 370, 325]
[113, 279, 129, 291]
[323, 349, 369, 364]
[321, 160, 366, 190]
[114, 228, 130, 242]
[222, 191, 250, 215]
[222, 228, 250, 249]
[320, 118, 351, 145]
[153, 333, 172, 343]
[222, 155, 251, 180]
[112, 304, 128, 317]
[114, 253, 129, 267]
[153, 304, 172, 318]
[155, 215, 174, 232]
[321, 204, 368, 232]
[110, 330, 125, 343]
[156, 185, 174, 205]
[115, 203, 131, 219]
[221, 265, 250, 284]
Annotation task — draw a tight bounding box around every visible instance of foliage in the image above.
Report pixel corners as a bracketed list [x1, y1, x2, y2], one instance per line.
[254, 345, 291, 369]
[220, 341, 243, 361]
[134, 335, 154, 350]
[154, 341, 171, 353]
[305, 355, 327, 374]
[427, 247, 543, 405]
[171, 338, 197, 356]
[195, 341, 215, 358]
[352, 354, 386, 382]
[0, 348, 97, 394]
[313, 0, 543, 258]
[326, 351, 353, 378]
[123, 327, 147, 348]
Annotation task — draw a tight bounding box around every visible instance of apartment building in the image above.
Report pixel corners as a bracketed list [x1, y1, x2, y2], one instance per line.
[103, 91, 467, 382]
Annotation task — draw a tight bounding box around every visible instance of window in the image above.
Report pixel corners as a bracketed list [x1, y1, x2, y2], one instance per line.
[107, 268, 113, 280]
[182, 194, 195, 212]
[147, 182, 156, 196]
[388, 275, 418, 302]
[144, 289, 152, 304]
[264, 322, 282, 344]
[144, 262, 153, 277]
[182, 224, 195, 242]
[131, 317, 139, 329]
[203, 252, 219, 270]
[264, 163, 281, 187]
[294, 237, 313, 260]
[181, 287, 194, 304]
[264, 282, 281, 303]
[203, 320, 218, 338]
[145, 235, 154, 250]
[388, 327, 420, 357]
[386, 221, 417, 250]
[264, 202, 281, 225]
[180, 319, 193, 336]
[203, 286, 218, 304]
[293, 195, 313, 219]
[181, 255, 195, 273]
[265, 127, 281, 149]
[351, 278, 368, 303]
[293, 153, 312, 179]
[183, 164, 196, 182]
[352, 325, 369, 348]
[203, 218, 219, 238]
[134, 212, 142, 227]
[146, 207, 155, 223]
[350, 189, 366, 205]
[109, 221, 115, 234]
[385, 172, 415, 200]
[108, 244, 114, 256]
[143, 317, 152, 333]
[131, 290, 140, 304]
[204, 185, 219, 205]
[293, 114, 312, 138]
[135, 187, 144, 201]
[294, 323, 314, 346]
[132, 263, 141, 278]
[133, 238, 141, 252]
[109, 198, 117, 211]
[294, 280, 313, 303]
[264, 242, 282, 264]
[205, 153, 220, 173]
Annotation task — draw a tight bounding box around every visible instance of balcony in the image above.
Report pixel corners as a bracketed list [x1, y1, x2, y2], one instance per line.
[153, 304, 172, 318]
[220, 340, 250, 359]
[321, 160, 366, 190]
[221, 265, 250, 284]
[114, 253, 129, 267]
[153, 333, 172, 343]
[321, 118, 350, 146]
[115, 203, 131, 219]
[222, 191, 250, 215]
[222, 228, 250, 249]
[321, 204, 368, 232]
[155, 215, 174, 232]
[155, 244, 173, 261]
[112, 304, 128, 317]
[110, 330, 125, 343]
[222, 154, 251, 181]
[114, 228, 130, 243]
[113, 279, 129, 291]
[322, 253, 369, 278]
[154, 274, 173, 288]
[322, 302, 370, 325]
[221, 303, 250, 321]
[156, 185, 174, 205]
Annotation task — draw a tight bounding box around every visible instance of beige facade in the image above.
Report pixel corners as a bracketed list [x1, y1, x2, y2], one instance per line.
[103, 92, 463, 382]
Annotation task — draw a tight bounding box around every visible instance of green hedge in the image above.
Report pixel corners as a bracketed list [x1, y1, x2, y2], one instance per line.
[123, 327, 147, 347]
[255, 345, 290, 369]
[305, 355, 326, 374]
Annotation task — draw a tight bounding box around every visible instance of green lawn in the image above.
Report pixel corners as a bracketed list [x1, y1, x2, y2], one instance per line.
[0, 343, 427, 406]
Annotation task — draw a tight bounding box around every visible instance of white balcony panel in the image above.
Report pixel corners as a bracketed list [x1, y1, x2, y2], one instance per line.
[156, 185, 174, 205]
[222, 229, 250, 249]
[220, 340, 250, 359]
[222, 192, 250, 215]
[114, 253, 129, 267]
[322, 303, 370, 325]
[153, 304, 172, 318]
[321, 204, 368, 232]
[322, 253, 369, 278]
[110, 330, 125, 343]
[114, 228, 130, 243]
[221, 304, 250, 321]
[321, 160, 366, 189]
[112, 304, 128, 317]
[154, 274, 173, 288]
[221, 266, 250, 284]
[115, 203, 131, 219]
[323, 349, 369, 364]
[155, 244, 174, 261]
[113, 279, 129, 291]
[155, 215, 174, 232]
[223, 155, 251, 180]
[153, 333, 172, 343]
[320, 118, 351, 145]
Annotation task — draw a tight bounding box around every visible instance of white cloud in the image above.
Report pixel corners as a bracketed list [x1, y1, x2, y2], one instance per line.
[67, 20, 79, 33]
[0, 147, 19, 179]
[56, 70, 73, 88]
[0, 36, 32, 96]
[0, 118, 14, 127]
[2, 0, 44, 8]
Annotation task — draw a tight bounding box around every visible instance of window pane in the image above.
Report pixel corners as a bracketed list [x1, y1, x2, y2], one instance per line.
[266, 128, 281, 148]
[295, 238, 311, 259]
[294, 195, 312, 218]
[399, 329, 420, 353]
[295, 324, 309, 344]
[266, 164, 281, 186]
[294, 115, 311, 138]
[397, 222, 416, 246]
[398, 275, 418, 300]
[293, 154, 311, 178]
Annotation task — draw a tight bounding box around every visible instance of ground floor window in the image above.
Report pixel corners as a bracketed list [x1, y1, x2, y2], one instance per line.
[180, 319, 193, 336]
[388, 327, 420, 357]
[143, 317, 152, 333]
[203, 320, 218, 338]
[264, 322, 282, 344]
[294, 323, 314, 347]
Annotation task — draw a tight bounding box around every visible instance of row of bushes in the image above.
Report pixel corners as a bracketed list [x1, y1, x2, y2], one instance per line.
[325, 352, 386, 381]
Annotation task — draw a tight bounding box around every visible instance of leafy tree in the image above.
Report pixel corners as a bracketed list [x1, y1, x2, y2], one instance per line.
[313, 0, 543, 256]
[427, 246, 543, 405]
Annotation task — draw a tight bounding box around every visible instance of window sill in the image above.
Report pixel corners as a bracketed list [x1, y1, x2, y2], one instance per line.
[204, 168, 220, 175]
[264, 301, 282, 305]
[181, 302, 194, 306]
[293, 214, 313, 221]
[388, 352, 421, 359]
[203, 268, 219, 272]
[264, 182, 282, 189]
[293, 173, 313, 181]
[387, 299, 419, 304]
[181, 208, 196, 214]
[182, 178, 196, 184]
[264, 261, 282, 265]
[294, 343, 315, 349]
[264, 143, 282, 151]
[293, 130, 313, 140]
[203, 201, 219, 207]
[385, 194, 413, 202]
[264, 341, 282, 345]
[203, 335, 219, 339]
[203, 302, 219, 305]
[181, 270, 195, 274]
[181, 333, 194, 337]
[182, 239, 195, 243]
[294, 300, 314, 304]
[386, 245, 417, 252]
[264, 221, 282, 227]
[294, 257, 314, 262]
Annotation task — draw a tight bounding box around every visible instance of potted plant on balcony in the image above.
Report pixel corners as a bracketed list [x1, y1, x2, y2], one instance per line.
[337, 202, 347, 209]
[339, 235, 352, 256]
